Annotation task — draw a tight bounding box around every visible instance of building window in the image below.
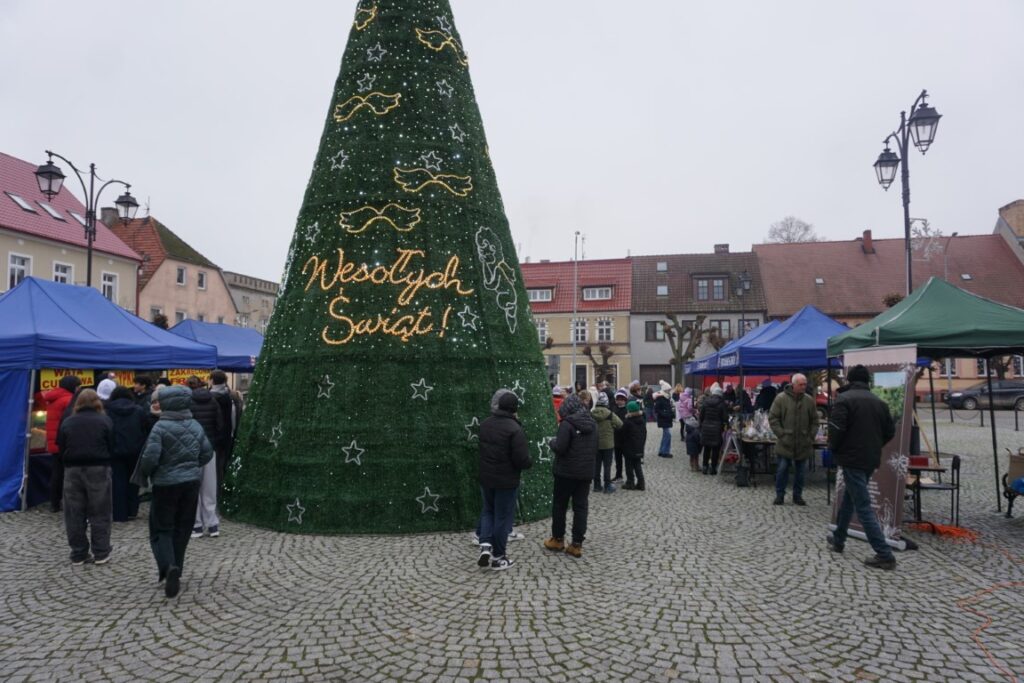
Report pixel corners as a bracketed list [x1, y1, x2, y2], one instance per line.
[712, 278, 726, 300]
[739, 319, 759, 335]
[5, 192, 38, 213]
[656, 285, 668, 297]
[976, 359, 995, 377]
[645, 321, 665, 342]
[535, 318, 548, 344]
[175, 311, 187, 323]
[36, 201, 67, 221]
[197, 271, 207, 290]
[597, 318, 614, 342]
[582, 286, 612, 301]
[572, 318, 588, 343]
[176, 266, 186, 286]
[197, 313, 206, 322]
[53, 262, 73, 284]
[939, 359, 959, 378]
[260, 317, 269, 332]
[8, 253, 31, 289]
[217, 316, 225, 324]
[242, 295, 251, 307]
[527, 289, 552, 302]
[150, 307, 163, 321]
[711, 319, 731, 340]
[656, 261, 668, 272]
[696, 279, 709, 301]
[101, 272, 117, 302]
[1013, 356, 1023, 378]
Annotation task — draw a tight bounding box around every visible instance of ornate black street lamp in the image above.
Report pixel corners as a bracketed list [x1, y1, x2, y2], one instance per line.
[35, 151, 139, 287]
[735, 269, 752, 336]
[873, 90, 942, 296]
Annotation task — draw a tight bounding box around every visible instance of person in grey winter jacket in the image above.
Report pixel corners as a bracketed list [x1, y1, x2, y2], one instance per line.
[138, 385, 213, 598]
[544, 394, 598, 558]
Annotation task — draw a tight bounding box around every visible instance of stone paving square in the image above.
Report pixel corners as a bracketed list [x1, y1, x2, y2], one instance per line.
[1, 420, 1022, 682]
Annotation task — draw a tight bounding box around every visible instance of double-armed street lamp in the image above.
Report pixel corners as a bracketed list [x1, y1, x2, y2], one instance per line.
[734, 269, 752, 337]
[873, 89, 942, 296]
[34, 151, 140, 287]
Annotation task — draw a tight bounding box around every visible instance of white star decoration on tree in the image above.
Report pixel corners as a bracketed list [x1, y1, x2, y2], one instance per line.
[457, 304, 479, 331]
[270, 422, 283, 447]
[511, 380, 527, 404]
[536, 439, 552, 463]
[436, 15, 453, 33]
[367, 43, 387, 62]
[416, 487, 440, 513]
[436, 79, 454, 97]
[464, 417, 480, 441]
[305, 221, 321, 244]
[342, 439, 365, 466]
[419, 151, 442, 171]
[330, 149, 349, 171]
[410, 378, 434, 401]
[317, 374, 335, 399]
[449, 124, 467, 142]
[286, 498, 305, 524]
[356, 72, 376, 92]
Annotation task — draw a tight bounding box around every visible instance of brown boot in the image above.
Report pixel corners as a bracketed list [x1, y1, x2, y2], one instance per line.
[565, 543, 583, 558]
[689, 457, 699, 471]
[543, 537, 565, 551]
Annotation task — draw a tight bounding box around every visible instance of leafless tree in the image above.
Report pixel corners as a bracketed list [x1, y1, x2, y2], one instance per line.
[663, 314, 712, 383]
[766, 216, 818, 243]
[582, 344, 616, 384]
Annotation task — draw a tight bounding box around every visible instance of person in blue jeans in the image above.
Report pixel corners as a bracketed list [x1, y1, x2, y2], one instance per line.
[476, 389, 533, 571]
[827, 365, 897, 569]
[654, 381, 675, 457]
[768, 373, 818, 505]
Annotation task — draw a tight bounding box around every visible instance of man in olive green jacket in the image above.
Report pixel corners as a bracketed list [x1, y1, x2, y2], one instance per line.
[768, 373, 819, 506]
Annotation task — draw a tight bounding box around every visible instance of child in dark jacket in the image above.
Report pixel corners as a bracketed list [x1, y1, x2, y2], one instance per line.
[621, 401, 647, 490]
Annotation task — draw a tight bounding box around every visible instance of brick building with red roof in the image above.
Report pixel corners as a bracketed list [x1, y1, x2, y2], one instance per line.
[1, 152, 140, 309]
[521, 258, 633, 388]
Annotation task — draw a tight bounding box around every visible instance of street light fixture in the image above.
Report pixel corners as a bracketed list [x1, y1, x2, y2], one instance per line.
[35, 151, 139, 287]
[734, 270, 751, 336]
[873, 89, 942, 296]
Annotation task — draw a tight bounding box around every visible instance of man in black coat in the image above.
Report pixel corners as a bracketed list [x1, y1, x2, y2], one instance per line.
[187, 377, 224, 538]
[544, 393, 598, 558]
[828, 365, 897, 570]
[476, 389, 532, 571]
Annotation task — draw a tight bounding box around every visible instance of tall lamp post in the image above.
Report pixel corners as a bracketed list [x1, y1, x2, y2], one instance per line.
[734, 269, 752, 336]
[35, 151, 139, 287]
[571, 230, 581, 390]
[873, 89, 942, 296]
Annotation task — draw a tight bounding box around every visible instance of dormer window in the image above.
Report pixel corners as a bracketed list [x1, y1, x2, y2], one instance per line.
[815, 277, 825, 285]
[528, 288, 552, 302]
[582, 286, 612, 301]
[656, 261, 668, 272]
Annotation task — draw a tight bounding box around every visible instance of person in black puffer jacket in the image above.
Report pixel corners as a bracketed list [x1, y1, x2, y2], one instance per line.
[106, 386, 150, 522]
[699, 383, 728, 474]
[187, 377, 224, 538]
[611, 388, 629, 482]
[543, 393, 598, 558]
[57, 389, 115, 565]
[475, 389, 532, 571]
[654, 381, 675, 457]
[621, 400, 648, 490]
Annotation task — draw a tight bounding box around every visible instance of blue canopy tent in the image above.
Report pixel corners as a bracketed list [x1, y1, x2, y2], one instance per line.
[717, 305, 848, 374]
[685, 320, 781, 376]
[0, 277, 218, 512]
[169, 320, 264, 372]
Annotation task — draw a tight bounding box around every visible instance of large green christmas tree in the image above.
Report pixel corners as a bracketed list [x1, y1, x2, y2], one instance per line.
[223, 0, 556, 533]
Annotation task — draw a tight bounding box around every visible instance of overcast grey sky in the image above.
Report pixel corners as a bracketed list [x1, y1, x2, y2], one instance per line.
[3, 1, 1022, 281]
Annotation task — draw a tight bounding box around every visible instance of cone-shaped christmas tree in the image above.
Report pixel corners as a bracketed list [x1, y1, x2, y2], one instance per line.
[223, 0, 556, 534]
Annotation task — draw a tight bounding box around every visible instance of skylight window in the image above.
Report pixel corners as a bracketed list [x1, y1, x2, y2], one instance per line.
[37, 201, 66, 220]
[5, 192, 37, 213]
[960, 273, 973, 281]
[815, 277, 825, 285]
[68, 211, 86, 226]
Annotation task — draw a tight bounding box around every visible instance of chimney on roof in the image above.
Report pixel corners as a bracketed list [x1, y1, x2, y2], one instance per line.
[539, 259, 550, 263]
[861, 229, 875, 254]
[100, 206, 119, 227]
[714, 244, 729, 254]
[524, 256, 530, 263]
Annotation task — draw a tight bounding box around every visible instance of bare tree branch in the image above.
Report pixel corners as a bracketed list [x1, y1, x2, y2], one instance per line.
[767, 216, 818, 243]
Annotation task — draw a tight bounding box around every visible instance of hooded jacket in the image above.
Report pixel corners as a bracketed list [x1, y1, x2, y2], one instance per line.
[621, 412, 647, 457]
[478, 389, 533, 489]
[828, 382, 896, 471]
[190, 387, 226, 448]
[106, 396, 150, 461]
[138, 386, 214, 487]
[699, 393, 728, 448]
[43, 384, 76, 454]
[591, 405, 622, 450]
[768, 387, 819, 460]
[654, 393, 674, 428]
[550, 395, 598, 480]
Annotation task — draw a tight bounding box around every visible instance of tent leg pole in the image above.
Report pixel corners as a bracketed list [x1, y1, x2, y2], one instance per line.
[987, 371, 1000, 512]
[928, 366, 939, 461]
[20, 370, 35, 512]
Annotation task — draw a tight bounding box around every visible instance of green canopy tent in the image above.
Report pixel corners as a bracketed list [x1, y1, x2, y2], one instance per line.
[828, 276, 1024, 511]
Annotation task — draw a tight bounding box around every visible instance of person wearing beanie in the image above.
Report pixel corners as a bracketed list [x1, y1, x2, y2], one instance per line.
[43, 374, 82, 512]
[621, 400, 648, 490]
[476, 389, 532, 571]
[551, 386, 564, 422]
[768, 373, 819, 506]
[591, 390, 623, 494]
[611, 389, 630, 481]
[828, 365, 898, 570]
[96, 378, 117, 402]
[544, 393, 598, 558]
[699, 383, 728, 474]
[654, 380, 675, 457]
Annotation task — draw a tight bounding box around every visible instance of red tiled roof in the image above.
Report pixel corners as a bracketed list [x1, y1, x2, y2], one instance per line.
[0, 152, 140, 261]
[108, 218, 167, 289]
[521, 258, 632, 313]
[754, 233, 1024, 318]
[630, 252, 766, 314]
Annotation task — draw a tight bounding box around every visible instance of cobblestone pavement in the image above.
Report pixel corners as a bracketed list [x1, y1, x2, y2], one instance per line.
[2, 422, 1023, 682]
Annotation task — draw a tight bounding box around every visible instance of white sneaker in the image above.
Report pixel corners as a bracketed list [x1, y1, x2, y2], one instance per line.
[507, 530, 525, 542]
[477, 543, 492, 568]
[190, 528, 204, 539]
[469, 532, 480, 545]
[490, 556, 516, 571]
